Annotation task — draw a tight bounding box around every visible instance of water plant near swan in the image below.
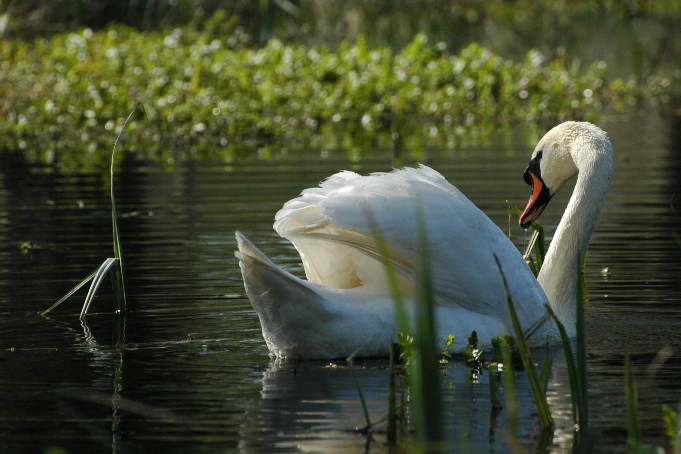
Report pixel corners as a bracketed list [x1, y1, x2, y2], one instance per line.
[40, 106, 144, 318]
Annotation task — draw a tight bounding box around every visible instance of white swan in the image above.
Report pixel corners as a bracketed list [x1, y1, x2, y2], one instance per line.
[235, 121, 613, 359]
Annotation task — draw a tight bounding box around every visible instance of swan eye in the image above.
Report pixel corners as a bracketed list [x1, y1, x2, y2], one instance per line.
[523, 150, 543, 185]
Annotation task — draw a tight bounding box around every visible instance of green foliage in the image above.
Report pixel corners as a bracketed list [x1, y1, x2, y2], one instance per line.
[662, 404, 680, 452]
[465, 330, 482, 366]
[0, 16, 638, 169]
[492, 335, 522, 369]
[487, 364, 503, 411]
[408, 213, 444, 450]
[509, 203, 546, 276]
[387, 342, 397, 445]
[626, 353, 643, 452]
[368, 207, 443, 450]
[346, 347, 373, 432]
[439, 333, 455, 365]
[494, 255, 554, 431]
[40, 106, 136, 317]
[498, 336, 520, 445]
[546, 303, 585, 430]
[543, 256, 589, 438]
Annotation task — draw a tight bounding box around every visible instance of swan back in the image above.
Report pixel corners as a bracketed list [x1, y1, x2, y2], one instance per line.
[274, 165, 548, 330]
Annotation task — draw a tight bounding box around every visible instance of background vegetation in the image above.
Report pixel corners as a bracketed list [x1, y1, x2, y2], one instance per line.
[3, 0, 680, 76]
[0, 0, 679, 169]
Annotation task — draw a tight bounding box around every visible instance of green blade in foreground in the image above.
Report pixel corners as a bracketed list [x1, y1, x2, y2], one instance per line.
[108, 105, 145, 315]
[410, 211, 444, 451]
[545, 304, 583, 428]
[494, 255, 554, 430]
[346, 346, 372, 431]
[80, 257, 119, 319]
[625, 353, 642, 451]
[40, 267, 99, 316]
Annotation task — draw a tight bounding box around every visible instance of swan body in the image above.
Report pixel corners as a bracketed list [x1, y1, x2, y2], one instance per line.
[236, 121, 613, 359]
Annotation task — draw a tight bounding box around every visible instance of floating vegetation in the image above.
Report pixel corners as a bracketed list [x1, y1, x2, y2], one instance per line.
[0, 11, 643, 168]
[439, 333, 455, 366]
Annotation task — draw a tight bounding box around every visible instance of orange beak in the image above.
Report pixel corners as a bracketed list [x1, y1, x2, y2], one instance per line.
[519, 170, 552, 229]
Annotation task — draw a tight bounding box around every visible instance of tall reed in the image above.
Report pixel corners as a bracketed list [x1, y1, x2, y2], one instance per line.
[364, 205, 444, 451]
[408, 213, 444, 450]
[41, 105, 143, 317]
[625, 352, 643, 451]
[494, 255, 554, 431]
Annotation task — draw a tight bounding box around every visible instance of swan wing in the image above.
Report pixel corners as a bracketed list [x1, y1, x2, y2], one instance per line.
[274, 165, 546, 321]
[235, 231, 397, 358]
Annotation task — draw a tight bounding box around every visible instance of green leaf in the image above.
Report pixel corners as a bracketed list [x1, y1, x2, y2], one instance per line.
[80, 257, 119, 319]
[494, 254, 553, 430]
[41, 267, 99, 316]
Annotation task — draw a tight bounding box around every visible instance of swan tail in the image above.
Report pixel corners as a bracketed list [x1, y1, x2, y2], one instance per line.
[235, 231, 339, 357]
[235, 231, 398, 358]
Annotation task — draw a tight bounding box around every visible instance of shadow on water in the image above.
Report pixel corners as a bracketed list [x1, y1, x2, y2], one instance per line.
[1, 112, 681, 452]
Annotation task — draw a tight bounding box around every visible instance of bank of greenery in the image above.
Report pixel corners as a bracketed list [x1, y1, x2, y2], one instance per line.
[0, 12, 645, 167]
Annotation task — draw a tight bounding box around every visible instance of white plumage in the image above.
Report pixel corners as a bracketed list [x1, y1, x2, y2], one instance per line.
[236, 121, 613, 359]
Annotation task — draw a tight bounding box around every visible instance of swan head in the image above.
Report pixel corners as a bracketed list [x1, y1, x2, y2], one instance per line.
[519, 121, 612, 229]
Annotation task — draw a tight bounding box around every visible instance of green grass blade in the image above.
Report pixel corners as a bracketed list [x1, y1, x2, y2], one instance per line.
[526, 256, 539, 277]
[80, 258, 118, 319]
[109, 103, 145, 314]
[387, 342, 397, 445]
[545, 304, 583, 428]
[539, 357, 553, 395]
[365, 201, 443, 449]
[662, 404, 679, 453]
[411, 212, 443, 449]
[488, 364, 502, 410]
[509, 203, 543, 231]
[533, 224, 545, 269]
[363, 207, 409, 336]
[41, 267, 98, 316]
[499, 340, 520, 446]
[113, 310, 127, 347]
[494, 255, 554, 430]
[674, 403, 680, 454]
[575, 257, 589, 429]
[509, 203, 522, 218]
[43, 106, 143, 319]
[346, 346, 372, 431]
[509, 203, 545, 274]
[625, 352, 642, 451]
[110, 259, 127, 314]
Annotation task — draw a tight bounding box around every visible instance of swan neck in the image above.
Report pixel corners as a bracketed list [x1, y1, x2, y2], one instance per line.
[538, 149, 612, 335]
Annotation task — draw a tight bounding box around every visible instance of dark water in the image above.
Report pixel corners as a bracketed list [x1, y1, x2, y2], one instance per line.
[1, 113, 680, 453]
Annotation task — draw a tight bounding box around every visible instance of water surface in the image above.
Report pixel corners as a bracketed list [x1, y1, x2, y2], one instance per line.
[1, 113, 680, 453]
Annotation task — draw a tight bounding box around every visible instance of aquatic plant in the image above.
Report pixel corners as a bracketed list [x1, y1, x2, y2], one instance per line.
[359, 207, 444, 450]
[40, 106, 141, 318]
[346, 347, 373, 432]
[509, 203, 545, 276]
[439, 333, 455, 366]
[494, 255, 553, 431]
[406, 213, 445, 451]
[662, 404, 680, 452]
[0, 13, 639, 169]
